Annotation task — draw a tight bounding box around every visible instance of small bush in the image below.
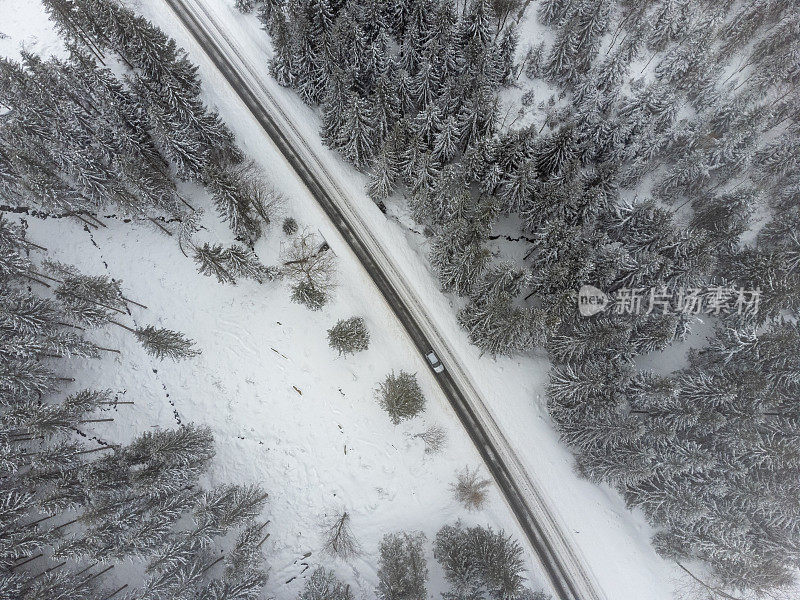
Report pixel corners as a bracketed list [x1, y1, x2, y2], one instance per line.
[327, 317, 370, 355]
[376, 371, 425, 424]
[414, 425, 446, 454]
[451, 467, 491, 511]
[282, 216, 298, 235]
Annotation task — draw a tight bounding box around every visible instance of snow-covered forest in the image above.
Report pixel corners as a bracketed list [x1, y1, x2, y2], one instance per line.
[2, 0, 800, 598]
[1, 0, 552, 599]
[251, 0, 800, 597]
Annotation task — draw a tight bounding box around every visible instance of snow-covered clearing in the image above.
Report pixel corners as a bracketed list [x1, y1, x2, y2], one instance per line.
[1, 1, 549, 598]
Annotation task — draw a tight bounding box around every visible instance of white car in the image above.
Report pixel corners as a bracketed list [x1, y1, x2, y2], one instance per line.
[426, 352, 445, 373]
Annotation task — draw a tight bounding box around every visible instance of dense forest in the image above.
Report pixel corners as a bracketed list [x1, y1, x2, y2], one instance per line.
[255, 0, 800, 596]
[0, 1, 546, 598]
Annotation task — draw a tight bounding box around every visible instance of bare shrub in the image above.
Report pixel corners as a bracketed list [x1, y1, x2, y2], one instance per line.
[281, 230, 336, 310]
[322, 510, 359, 560]
[414, 425, 446, 454]
[451, 467, 491, 511]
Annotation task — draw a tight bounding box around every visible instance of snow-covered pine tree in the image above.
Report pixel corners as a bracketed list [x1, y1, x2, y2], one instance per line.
[376, 531, 428, 600]
[327, 317, 370, 356]
[202, 162, 264, 245]
[0, 224, 268, 599]
[43, 0, 242, 180]
[434, 522, 533, 600]
[134, 325, 201, 360]
[0, 52, 181, 220]
[193, 243, 274, 285]
[194, 243, 238, 285]
[299, 568, 353, 600]
[375, 370, 425, 424]
[367, 138, 400, 203]
[458, 262, 541, 356]
[338, 93, 379, 168]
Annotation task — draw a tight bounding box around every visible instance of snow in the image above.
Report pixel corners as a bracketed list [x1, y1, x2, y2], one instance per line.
[120, 1, 680, 599]
[1, 1, 690, 598]
[2, 2, 547, 598]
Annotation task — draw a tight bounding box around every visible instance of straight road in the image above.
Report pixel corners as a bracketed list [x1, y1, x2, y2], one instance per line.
[162, 2, 607, 599]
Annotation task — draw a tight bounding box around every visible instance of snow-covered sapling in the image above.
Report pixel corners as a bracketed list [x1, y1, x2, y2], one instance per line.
[375, 371, 425, 424]
[291, 280, 328, 311]
[134, 325, 200, 360]
[414, 425, 446, 454]
[327, 317, 370, 356]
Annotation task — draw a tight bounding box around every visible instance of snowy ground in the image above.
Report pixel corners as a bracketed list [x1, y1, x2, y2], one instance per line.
[1, 1, 687, 598]
[2, 2, 547, 598]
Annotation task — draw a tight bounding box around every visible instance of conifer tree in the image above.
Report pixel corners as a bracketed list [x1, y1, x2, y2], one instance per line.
[434, 522, 531, 600]
[327, 317, 370, 356]
[299, 568, 353, 600]
[338, 94, 379, 168]
[375, 371, 426, 424]
[134, 325, 201, 360]
[0, 225, 268, 599]
[376, 531, 428, 600]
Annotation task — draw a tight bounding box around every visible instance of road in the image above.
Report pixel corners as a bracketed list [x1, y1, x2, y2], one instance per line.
[162, 2, 606, 599]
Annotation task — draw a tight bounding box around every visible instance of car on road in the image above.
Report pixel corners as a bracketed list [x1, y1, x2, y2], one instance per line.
[426, 351, 445, 373]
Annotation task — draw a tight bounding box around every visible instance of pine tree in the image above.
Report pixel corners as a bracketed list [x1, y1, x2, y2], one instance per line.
[299, 568, 353, 600]
[0, 51, 181, 218]
[235, 0, 257, 13]
[203, 162, 264, 245]
[134, 325, 200, 360]
[0, 143, 268, 600]
[193, 243, 273, 285]
[433, 522, 530, 600]
[338, 94, 379, 168]
[43, 0, 242, 179]
[368, 141, 400, 203]
[194, 243, 238, 285]
[376, 531, 428, 600]
[375, 371, 425, 424]
[327, 317, 370, 356]
[538, 0, 569, 26]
